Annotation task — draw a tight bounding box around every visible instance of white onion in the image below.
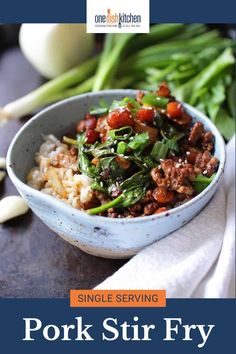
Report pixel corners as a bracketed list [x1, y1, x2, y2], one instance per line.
[19, 24, 94, 79]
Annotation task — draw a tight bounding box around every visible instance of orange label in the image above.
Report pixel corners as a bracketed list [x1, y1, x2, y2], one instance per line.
[70, 290, 166, 307]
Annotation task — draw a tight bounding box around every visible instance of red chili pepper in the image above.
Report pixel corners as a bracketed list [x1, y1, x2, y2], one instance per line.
[85, 117, 97, 130]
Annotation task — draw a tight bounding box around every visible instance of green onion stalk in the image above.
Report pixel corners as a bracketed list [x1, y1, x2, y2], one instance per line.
[0, 56, 99, 122]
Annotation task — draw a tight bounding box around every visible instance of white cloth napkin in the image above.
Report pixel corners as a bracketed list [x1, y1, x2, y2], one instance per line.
[96, 138, 235, 298]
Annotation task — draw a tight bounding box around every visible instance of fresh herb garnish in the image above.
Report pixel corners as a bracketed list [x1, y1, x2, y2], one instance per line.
[89, 99, 109, 116]
[77, 134, 98, 178]
[151, 138, 179, 161]
[128, 132, 150, 153]
[87, 171, 151, 214]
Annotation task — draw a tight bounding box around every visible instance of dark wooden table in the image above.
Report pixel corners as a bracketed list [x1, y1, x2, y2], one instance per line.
[0, 47, 125, 298]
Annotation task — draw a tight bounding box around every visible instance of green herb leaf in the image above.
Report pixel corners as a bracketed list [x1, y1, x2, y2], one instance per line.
[90, 179, 107, 193]
[128, 132, 150, 152]
[89, 107, 109, 116]
[89, 99, 109, 116]
[164, 139, 179, 152]
[160, 122, 185, 140]
[214, 108, 235, 140]
[120, 171, 150, 208]
[77, 134, 98, 178]
[122, 186, 145, 208]
[109, 97, 141, 114]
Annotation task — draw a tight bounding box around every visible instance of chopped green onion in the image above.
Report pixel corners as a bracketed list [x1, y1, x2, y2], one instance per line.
[142, 94, 169, 107]
[117, 141, 128, 154]
[151, 141, 168, 161]
[109, 126, 133, 140]
[193, 173, 216, 193]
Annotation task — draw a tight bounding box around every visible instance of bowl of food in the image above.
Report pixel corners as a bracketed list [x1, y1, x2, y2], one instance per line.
[7, 85, 225, 258]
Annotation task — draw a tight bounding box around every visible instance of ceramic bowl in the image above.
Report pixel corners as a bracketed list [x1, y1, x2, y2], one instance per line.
[7, 90, 226, 259]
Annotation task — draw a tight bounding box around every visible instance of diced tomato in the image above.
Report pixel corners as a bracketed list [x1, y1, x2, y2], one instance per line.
[153, 187, 174, 204]
[77, 120, 86, 132]
[136, 107, 155, 123]
[84, 113, 95, 120]
[107, 108, 134, 129]
[167, 101, 183, 118]
[96, 116, 108, 133]
[157, 82, 171, 97]
[85, 117, 97, 130]
[85, 129, 99, 144]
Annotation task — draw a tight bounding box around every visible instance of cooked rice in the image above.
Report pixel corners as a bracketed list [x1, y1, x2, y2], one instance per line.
[27, 135, 94, 209]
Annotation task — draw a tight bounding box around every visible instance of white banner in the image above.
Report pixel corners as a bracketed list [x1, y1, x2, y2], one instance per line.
[86, 0, 150, 33]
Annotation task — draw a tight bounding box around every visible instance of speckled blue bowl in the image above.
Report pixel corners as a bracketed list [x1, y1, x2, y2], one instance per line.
[7, 90, 225, 259]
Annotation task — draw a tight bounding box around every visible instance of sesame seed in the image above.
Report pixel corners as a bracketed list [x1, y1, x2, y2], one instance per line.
[186, 151, 190, 155]
[203, 170, 208, 175]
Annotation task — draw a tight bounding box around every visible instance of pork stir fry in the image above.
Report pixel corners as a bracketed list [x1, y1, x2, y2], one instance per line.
[28, 82, 219, 217]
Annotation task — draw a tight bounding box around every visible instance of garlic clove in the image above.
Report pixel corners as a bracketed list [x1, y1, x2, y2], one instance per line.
[0, 157, 6, 169]
[0, 171, 6, 182]
[0, 196, 29, 223]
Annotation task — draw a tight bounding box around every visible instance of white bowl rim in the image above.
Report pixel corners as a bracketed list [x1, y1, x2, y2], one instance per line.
[7, 89, 226, 224]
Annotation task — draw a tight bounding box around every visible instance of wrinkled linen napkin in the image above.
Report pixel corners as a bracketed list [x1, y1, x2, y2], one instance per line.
[96, 137, 235, 298]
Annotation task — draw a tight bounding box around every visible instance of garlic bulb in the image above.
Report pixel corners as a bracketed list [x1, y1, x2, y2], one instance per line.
[19, 24, 94, 79]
